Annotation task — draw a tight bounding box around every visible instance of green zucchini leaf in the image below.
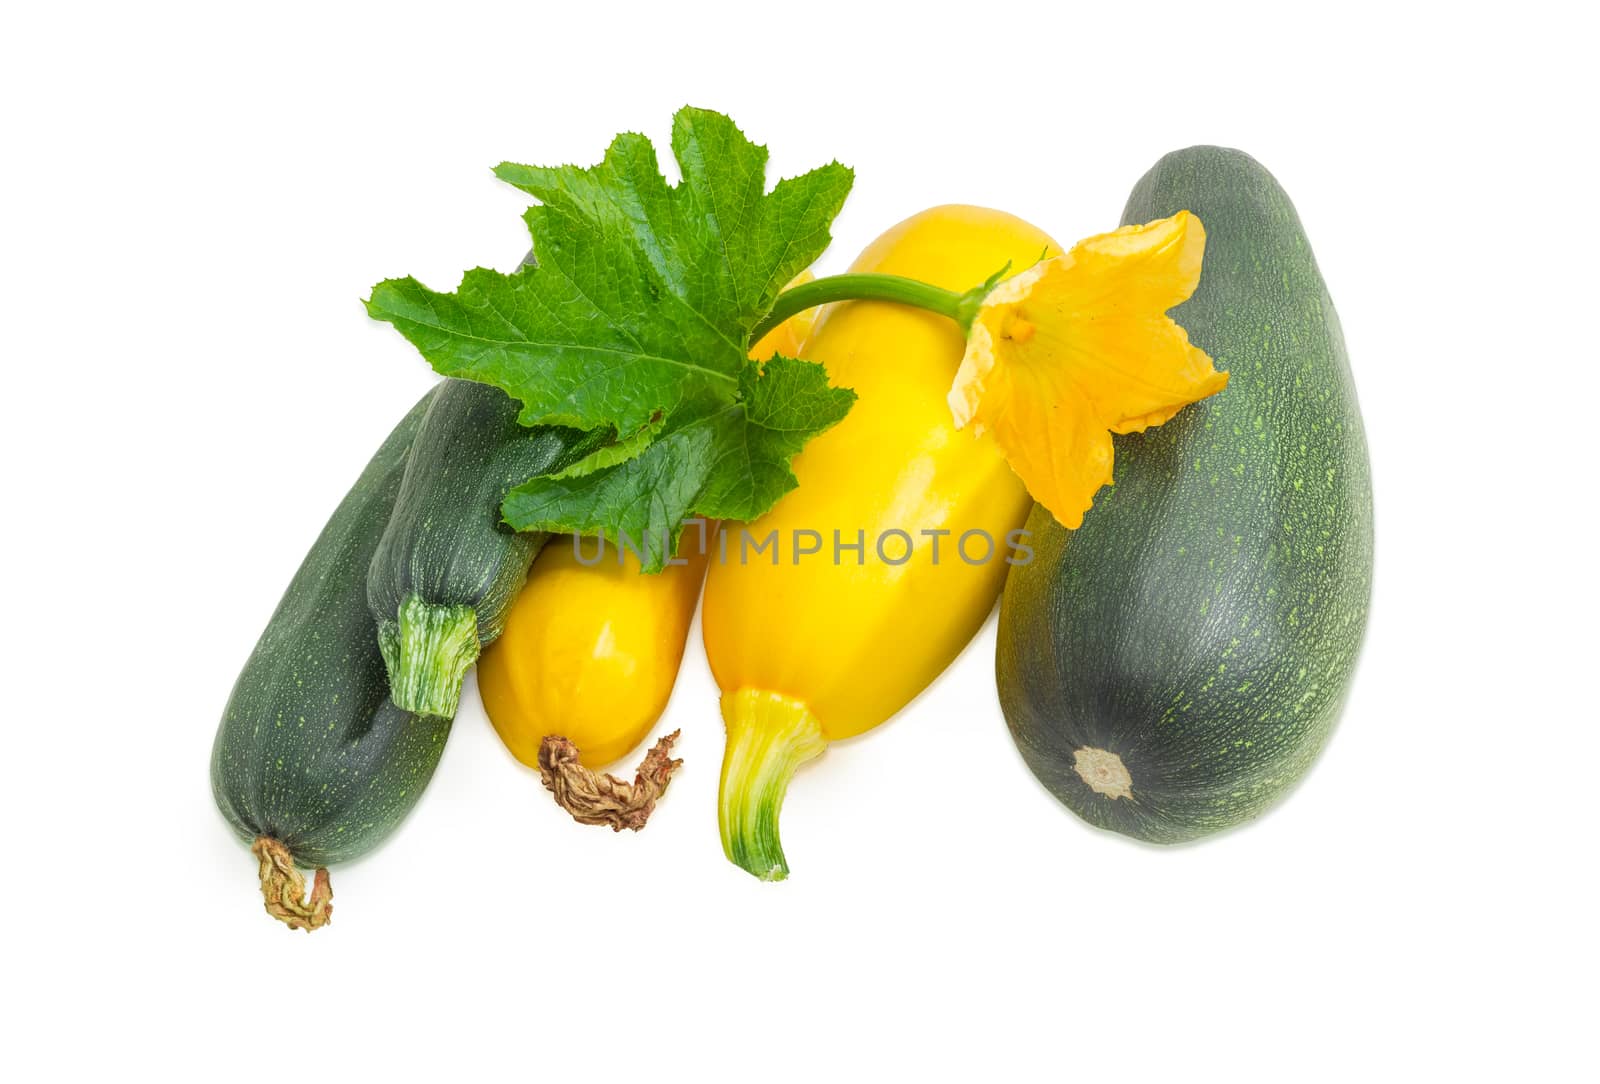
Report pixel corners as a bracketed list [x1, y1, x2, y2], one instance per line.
[501, 356, 856, 571]
[366, 107, 853, 437]
[366, 107, 856, 561]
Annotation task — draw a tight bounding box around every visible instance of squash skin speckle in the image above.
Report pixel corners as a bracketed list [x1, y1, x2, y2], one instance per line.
[997, 147, 1373, 843]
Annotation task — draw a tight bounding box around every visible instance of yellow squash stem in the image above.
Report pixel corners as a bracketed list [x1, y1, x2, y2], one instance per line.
[718, 690, 826, 881]
[537, 730, 684, 832]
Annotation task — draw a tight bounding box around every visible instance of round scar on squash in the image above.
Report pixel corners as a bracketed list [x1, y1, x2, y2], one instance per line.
[1073, 748, 1133, 800]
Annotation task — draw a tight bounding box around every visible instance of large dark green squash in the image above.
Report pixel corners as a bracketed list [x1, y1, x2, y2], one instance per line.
[211, 388, 449, 929]
[997, 147, 1373, 843]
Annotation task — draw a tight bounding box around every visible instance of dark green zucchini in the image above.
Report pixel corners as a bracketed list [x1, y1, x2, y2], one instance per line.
[997, 147, 1373, 843]
[211, 387, 448, 930]
[365, 378, 600, 719]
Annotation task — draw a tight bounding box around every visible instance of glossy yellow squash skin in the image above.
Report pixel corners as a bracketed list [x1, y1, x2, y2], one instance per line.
[478, 537, 709, 769]
[477, 305, 810, 773]
[703, 205, 1059, 879]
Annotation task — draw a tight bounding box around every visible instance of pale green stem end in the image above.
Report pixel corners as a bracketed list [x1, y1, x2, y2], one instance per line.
[378, 595, 480, 719]
[718, 689, 828, 881]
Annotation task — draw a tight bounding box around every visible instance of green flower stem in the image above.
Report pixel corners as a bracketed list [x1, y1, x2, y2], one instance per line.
[749, 273, 969, 346]
[378, 595, 481, 719]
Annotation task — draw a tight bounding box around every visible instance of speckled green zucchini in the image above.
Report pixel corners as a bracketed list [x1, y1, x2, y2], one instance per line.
[365, 378, 600, 719]
[210, 387, 448, 929]
[997, 147, 1373, 843]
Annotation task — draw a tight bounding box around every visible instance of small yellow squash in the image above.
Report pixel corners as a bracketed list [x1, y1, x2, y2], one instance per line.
[479, 536, 710, 771]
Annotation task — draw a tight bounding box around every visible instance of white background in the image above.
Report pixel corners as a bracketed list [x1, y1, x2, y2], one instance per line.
[4, 1, 1596, 1079]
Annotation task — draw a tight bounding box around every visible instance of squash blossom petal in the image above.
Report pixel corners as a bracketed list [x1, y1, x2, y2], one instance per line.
[948, 211, 1229, 529]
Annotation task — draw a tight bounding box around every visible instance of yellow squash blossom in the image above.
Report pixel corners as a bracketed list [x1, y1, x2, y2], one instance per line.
[948, 211, 1229, 529]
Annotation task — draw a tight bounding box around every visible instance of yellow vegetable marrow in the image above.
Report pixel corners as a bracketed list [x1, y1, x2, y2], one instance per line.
[477, 295, 813, 830]
[480, 535, 710, 770]
[702, 206, 1060, 879]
